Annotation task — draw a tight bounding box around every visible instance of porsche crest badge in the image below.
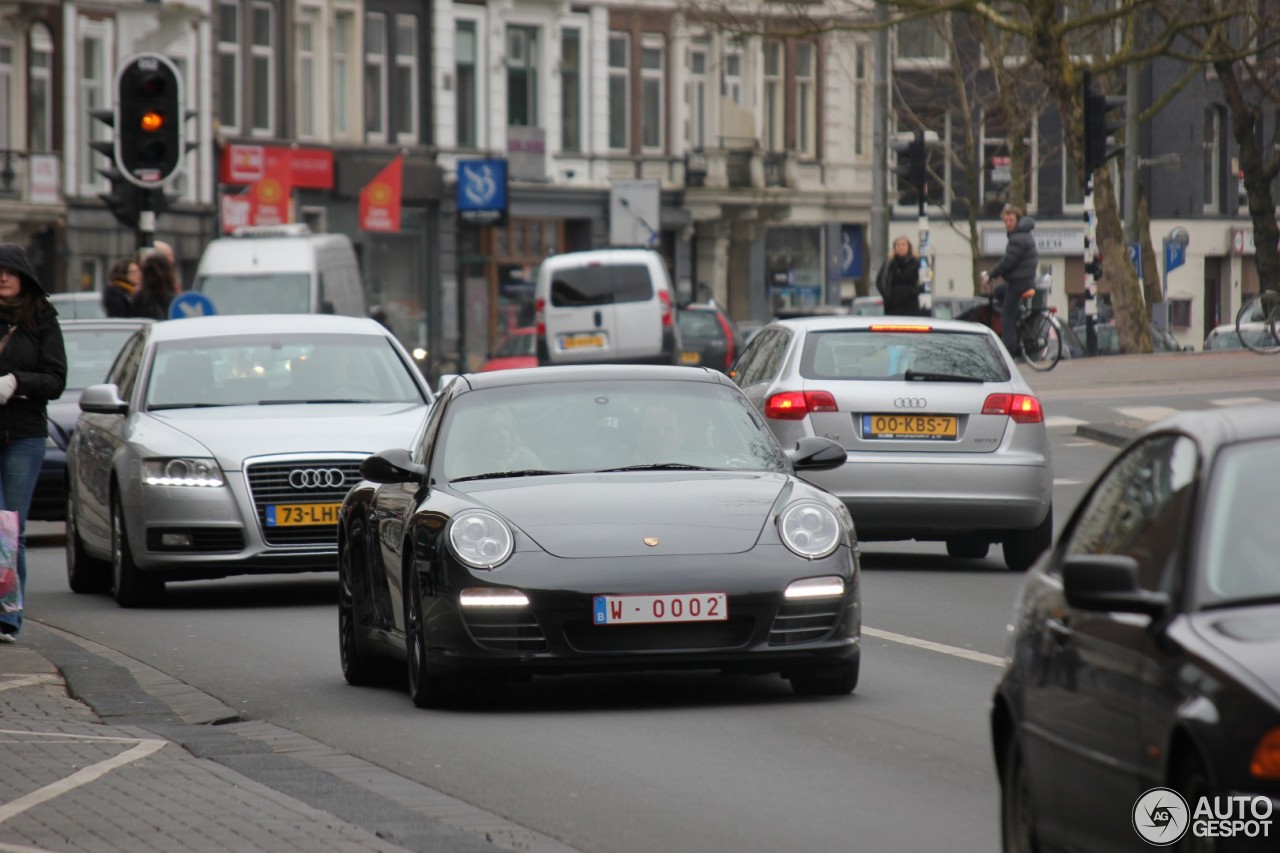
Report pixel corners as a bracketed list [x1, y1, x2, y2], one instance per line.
[643, 537, 659, 547]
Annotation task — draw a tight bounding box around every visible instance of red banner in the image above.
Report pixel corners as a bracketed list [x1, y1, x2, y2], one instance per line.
[220, 143, 334, 190]
[359, 155, 403, 233]
[219, 173, 293, 233]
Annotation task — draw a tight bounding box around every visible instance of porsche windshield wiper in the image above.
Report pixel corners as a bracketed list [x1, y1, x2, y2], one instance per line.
[258, 399, 378, 405]
[451, 469, 565, 482]
[1200, 593, 1280, 612]
[597, 463, 713, 472]
[903, 370, 986, 383]
[148, 402, 235, 411]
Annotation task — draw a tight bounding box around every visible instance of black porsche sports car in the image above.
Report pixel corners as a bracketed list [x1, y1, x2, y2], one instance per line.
[338, 364, 861, 707]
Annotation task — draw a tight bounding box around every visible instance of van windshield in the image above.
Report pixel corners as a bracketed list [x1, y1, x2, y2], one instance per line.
[194, 273, 311, 314]
[550, 264, 654, 307]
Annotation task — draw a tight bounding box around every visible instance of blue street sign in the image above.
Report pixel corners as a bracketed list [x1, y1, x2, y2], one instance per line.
[169, 292, 216, 320]
[839, 225, 864, 278]
[1127, 242, 1142, 278]
[1164, 239, 1186, 274]
[457, 159, 508, 225]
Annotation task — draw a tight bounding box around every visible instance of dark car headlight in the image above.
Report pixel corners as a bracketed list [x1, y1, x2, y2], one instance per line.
[447, 509, 514, 569]
[142, 458, 226, 488]
[778, 501, 843, 559]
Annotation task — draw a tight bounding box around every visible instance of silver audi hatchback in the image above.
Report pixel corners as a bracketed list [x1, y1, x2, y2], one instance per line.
[731, 316, 1052, 570]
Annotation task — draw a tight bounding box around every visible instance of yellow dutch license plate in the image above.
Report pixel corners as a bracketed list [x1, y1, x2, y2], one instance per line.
[559, 333, 606, 351]
[267, 503, 341, 527]
[861, 414, 958, 440]
[680, 351, 702, 364]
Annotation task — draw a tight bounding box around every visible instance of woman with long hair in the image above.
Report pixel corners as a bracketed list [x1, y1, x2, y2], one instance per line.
[0, 244, 67, 641]
[102, 257, 141, 317]
[129, 252, 178, 320]
[876, 235, 922, 316]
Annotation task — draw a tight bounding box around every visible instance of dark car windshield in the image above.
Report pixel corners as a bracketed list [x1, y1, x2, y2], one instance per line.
[550, 264, 654, 307]
[800, 329, 1010, 382]
[437, 380, 788, 481]
[193, 273, 311, 314]
[1195, 437, 1280, 609]
[63, 327, 138, 390]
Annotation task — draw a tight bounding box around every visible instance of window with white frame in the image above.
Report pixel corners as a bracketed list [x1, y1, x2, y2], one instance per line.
[332, 10, 353, 138]
[296, 8, 320, 139]
[169, 56, 193, 198]
[795, 41, 817, 158]
[722, 43, 742, 105]
[364, 12, 387, 141]
[1063, 151, 1084, 208]
[1064, 0, 1117, 60]
[506, 25, 538, 128]
[250, 2, 274, 135]
[608, 32, 629, 150]
[394, 15, 418, 142]
[0, 27, 13, 151]
[980, 116, 1037, 214]
[561, 28, 582, 152]
[854, 44, 866, 157]
[763, 41, 784, 151]
[894, 113, 948, 210]
[1203, 107, 1220, 213]
[641, 35, 664, 151]
[29, 24, 52, 152]
[687, 37, 709, 149]
[218, 2, 241, 132]
[896, 17, 947, 62]
[455, 19, 477, 148]
[79, 22, 111, 194]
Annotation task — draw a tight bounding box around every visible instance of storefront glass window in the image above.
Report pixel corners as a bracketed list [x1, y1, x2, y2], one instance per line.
[765, 227, 824, 313]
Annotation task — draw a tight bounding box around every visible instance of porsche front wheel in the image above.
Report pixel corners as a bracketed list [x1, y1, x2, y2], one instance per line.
[404, 562, 448, 708]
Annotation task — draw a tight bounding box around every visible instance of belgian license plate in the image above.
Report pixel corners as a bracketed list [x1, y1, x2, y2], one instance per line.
[559, 333, 607, 351]
[861, 414, 958, 440]
[680, 351, 702, 364]
[593, 592, 728, 625]
[266, 503, 341, 527]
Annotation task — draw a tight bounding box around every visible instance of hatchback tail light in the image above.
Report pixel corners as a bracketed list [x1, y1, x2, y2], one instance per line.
[715, 311, 736, 371]
[765, 390, 838, 420]
[659, 290, 673, 327]
[535, 297, 546, 337]
[982, 393, 1043, 424]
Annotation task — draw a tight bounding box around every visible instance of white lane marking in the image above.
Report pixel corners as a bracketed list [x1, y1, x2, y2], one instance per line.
[0, 674, 59, 692]
[1212, 396, 1271, 407]
[1115, 406, 1178, 423]
[863, 626, 1004, 668]
[1044, 415, 1086, 428]
[1053, 478, 1081, 486]
[0, 841, 60, 853]
[1061, 441, 1097, 447]
[0, 730, 167, 824]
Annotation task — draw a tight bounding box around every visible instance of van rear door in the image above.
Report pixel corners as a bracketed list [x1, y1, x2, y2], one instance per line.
[543, 264, 622, 363]
[610, 262, 663, 360]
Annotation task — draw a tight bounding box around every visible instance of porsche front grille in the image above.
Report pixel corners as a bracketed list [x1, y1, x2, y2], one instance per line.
[769, 601, 841, 645]
[246, 460, 363, 547]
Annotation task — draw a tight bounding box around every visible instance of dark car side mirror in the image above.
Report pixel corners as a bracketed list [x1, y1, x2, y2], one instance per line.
[79, 383, 128, 415]
[787, 436, 847, 472]
[1062, 554, 1169, 617]
[361, 448, 427, 485]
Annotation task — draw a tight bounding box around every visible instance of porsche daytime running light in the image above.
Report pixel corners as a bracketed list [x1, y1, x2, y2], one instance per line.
[142, 458, 225, 487]
[779, 501, 842, 559]
[448, 509, 515, 569]
[785, 577, 846, 599]
[459, 588, 530, 608]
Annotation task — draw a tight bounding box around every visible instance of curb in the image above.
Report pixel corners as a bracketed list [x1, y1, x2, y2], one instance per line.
[1074, 422, 1142, 448]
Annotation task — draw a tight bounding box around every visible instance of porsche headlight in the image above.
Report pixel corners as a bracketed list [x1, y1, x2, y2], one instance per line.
[778, 501, 842, 559]
[142, 458, 225, 488]
[448, 509, 514, 569]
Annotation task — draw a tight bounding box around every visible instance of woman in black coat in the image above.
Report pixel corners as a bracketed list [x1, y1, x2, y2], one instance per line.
[129, 252, 178, 320]
[0, 244, 67, 641]
[876, 236, 922, 316]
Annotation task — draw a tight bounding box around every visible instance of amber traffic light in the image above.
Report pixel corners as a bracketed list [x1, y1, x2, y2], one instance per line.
[116, 54, 185, 187]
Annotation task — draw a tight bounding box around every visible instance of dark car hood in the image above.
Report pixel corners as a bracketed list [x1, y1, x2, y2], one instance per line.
[456, 472, 789, 558]
[1189, 606, 1280, 705]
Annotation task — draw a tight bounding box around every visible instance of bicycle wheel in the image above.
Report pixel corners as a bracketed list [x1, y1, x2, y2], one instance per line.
[1235, 290, 1280, 354]
[1019, 310, 1062, 371]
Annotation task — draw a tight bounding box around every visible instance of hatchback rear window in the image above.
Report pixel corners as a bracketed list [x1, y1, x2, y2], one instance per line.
[677, 311, 723, 338]
[550, 264, 654, 307]
[800, 329, 1010, 382]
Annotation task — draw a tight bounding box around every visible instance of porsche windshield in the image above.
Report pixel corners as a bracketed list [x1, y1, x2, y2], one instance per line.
[1197, 437, 1280, 609]
[439, 380, 789, 481]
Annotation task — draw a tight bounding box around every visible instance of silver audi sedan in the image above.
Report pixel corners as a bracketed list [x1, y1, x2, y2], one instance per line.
[65, 314, 433, 606]
[731, 316, 1052, 570]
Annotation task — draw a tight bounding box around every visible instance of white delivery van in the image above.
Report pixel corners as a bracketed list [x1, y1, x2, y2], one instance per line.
[192, 225, 367, 317]
[535, 248, 681, 366]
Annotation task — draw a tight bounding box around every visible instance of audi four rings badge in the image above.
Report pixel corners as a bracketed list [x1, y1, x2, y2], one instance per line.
[893, 398, 928, 409]
[289, 468, 346, 489]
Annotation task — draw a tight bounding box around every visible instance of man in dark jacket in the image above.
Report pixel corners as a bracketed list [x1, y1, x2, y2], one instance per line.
[982, 204, 1039, 358]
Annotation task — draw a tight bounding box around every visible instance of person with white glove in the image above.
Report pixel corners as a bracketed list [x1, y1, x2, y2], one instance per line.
[0, 374, 16, 404]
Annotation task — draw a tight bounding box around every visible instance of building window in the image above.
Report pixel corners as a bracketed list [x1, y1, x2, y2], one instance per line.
[722, 43, 742, 105]
[1203, 107, 1220, 213]
[169, 56, 192, 197]
[394, 15, 418, 142]
[763, 41, 783, 151]
[365, 12, 387, 141]
[250, 2, 274, 135]
[894, 114, 948, 211]
[795, 41, 816, 158]
[608, 32, 629, 150]
[332, 11, 352, 138]
[854, 44, 866, 157]
[218, 2, 240, 132]
[561, 29, 581, 152]
[896, 17, 947, 61]
[296, 9, 319, 139]
[79, 24, 110, 194]
[0, 29, 13, 152]
[29, 24, 52, 152]
[1169, 298, 1192, 329]
[981, 117, 1037, 215]
[455, 20, 477, 148]
[687, 37, 709, 149]
[641, 35, 664, 151]
[507, 25, 538, 128]
[1063, 152, 1084, 208]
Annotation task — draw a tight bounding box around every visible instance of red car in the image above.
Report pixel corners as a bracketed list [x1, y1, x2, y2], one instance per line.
[481, 327, 537, 371]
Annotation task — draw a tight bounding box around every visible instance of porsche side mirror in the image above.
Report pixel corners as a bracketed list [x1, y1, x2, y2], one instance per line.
[787, 436, 847, 471]
[79, 383, 129, 416]
[1062, 554, 1169, 617]
[361, 448, 427, 485]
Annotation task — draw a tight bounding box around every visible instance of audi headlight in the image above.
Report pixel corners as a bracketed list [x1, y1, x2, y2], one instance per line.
[142, 458, 225, 488]
[447, 509, 514, 569]
[778, 501, 842, 559]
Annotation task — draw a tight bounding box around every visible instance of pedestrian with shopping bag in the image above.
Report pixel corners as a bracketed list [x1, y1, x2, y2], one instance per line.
[0, 244, 67, 642]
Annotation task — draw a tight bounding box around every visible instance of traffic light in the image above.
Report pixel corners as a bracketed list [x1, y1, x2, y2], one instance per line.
[892, 130, 928, 195]
[88, 106, 141, 228]
[116, 54, 185, 187]
[1082, 70, 1125, 177]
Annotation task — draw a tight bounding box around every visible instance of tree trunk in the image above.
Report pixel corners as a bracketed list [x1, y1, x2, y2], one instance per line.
[1092, 165, 1152, 351]
[1138, 187, 1162, 314]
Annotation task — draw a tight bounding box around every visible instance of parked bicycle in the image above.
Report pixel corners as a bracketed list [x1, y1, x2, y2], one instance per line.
[1234, 289, 1280, 354]
[970, 282, 1063, 371]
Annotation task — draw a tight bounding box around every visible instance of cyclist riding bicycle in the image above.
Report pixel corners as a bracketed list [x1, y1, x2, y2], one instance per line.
[981, 203, 1038, 359]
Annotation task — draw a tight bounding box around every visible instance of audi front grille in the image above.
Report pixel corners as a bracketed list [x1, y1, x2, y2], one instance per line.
[246, 460, 364, 547]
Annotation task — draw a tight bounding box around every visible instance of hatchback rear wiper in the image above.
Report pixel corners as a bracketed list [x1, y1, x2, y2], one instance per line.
[452, 469, 565, 482]
[597, 463, 713, 472]
[903, 370, 986, 383]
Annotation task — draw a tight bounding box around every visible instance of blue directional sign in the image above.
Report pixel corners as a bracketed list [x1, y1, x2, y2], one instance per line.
[1127, 242, 1142, 278]
[1164, 239, 1186, 274]
[457, 159, 508, 226]
[169, 291, 216, 320]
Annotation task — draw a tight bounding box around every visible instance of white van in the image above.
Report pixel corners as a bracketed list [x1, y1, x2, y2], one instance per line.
[535, 248, 681, 366]
[192, 225, 366, 317]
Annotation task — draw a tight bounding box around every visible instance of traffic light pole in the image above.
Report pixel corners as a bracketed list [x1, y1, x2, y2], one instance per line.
[917, 190, 932, 314]
[1083, 174, 1099, 356]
